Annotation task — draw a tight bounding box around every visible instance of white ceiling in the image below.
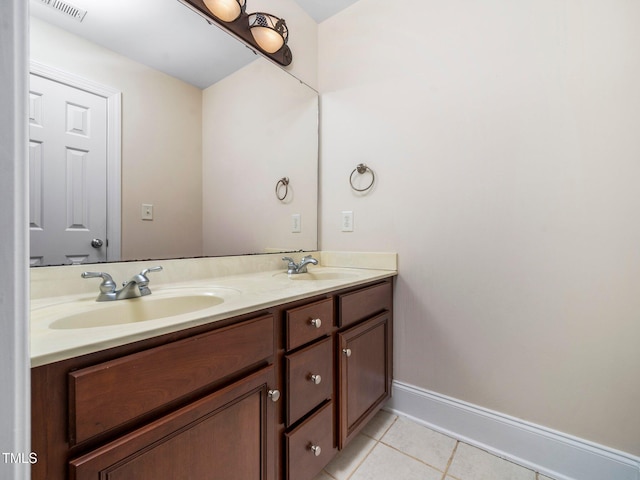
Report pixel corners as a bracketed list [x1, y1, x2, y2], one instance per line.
[29, 0, 360, 89]
[293, 0, 360, 23]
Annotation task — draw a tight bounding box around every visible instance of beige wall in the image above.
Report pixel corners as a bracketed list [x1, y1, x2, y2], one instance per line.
[202, 58, 318, 256]
[319, 0, 640, 456]
[30, 18, 203, 261]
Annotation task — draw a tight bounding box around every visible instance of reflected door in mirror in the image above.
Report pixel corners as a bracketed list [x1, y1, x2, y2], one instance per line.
[29, 74, 108, 266]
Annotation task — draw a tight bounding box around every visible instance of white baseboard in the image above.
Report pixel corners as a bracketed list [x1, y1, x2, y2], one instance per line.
[386, 380, 640, 480]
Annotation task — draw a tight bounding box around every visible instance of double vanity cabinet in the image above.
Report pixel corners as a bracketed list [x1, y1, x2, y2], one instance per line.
[31, 276, 394, 480]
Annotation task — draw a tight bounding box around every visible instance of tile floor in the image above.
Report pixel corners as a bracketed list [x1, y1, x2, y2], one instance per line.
[314, 411, 557, 480]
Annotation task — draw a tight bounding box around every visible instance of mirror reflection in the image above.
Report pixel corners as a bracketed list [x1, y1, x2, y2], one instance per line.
[28, 0, 318, 266]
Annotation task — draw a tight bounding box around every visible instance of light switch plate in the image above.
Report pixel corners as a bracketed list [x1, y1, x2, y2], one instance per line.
[141, 204, 153, 221]
[291, 213, 301, 233]
[341, 211, 354, 232]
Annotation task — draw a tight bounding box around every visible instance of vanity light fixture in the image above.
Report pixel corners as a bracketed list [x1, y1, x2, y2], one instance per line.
[247, 12, 288, 54]
[202, 0, 245, 22]
[177, 0, 293, 66]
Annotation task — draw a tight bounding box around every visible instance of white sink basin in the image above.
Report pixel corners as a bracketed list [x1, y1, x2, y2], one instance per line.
[36, 288, 239, 330]
[273, 271, 361, 281]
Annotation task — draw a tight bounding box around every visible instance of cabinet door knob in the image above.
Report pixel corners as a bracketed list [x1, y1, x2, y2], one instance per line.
[267, 389, 281, 402]
[310, 444, 322, 457]
[309, 318, 322, 328]
[309, 374, 322, 385]
[343, 348, 352, 357]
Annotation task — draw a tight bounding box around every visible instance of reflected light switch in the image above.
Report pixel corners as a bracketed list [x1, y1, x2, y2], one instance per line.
[291, 214, 301, 233]
[142, 204, 154, 221]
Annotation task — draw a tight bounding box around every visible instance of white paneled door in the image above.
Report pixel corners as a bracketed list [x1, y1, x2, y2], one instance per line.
[29, 73, 109, 266]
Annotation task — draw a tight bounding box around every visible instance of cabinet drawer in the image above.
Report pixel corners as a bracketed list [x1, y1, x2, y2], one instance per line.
[286, 297, 333, 351]
[285, 401, 336, 480]
[69, 315, 274, 445]
[285, 337, 333, 426]
[338, 281, 392, 328]
[70, 366, 277, 480]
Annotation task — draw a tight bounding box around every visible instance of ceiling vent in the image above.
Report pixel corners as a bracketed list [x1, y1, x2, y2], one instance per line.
[37, 0, 87, 22]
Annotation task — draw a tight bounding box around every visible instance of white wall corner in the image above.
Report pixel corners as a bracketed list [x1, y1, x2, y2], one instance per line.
[386, 381, 640, 480]
[0, 0, 31, 479]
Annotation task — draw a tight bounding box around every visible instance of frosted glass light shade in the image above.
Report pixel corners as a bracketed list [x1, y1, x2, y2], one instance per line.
[203, 0, 245, 22]
[248, 13, 288, 54]
[250, 27, 284, 53]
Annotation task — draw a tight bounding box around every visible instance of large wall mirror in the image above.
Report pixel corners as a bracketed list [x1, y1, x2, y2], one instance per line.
[28, 0, 318, 267]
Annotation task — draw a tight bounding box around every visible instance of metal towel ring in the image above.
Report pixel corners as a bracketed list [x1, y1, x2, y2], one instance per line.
[349, 164, 375, 192]
[276, 177, 290, 201]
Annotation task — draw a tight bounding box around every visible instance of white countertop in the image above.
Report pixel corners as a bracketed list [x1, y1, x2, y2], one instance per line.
[30, 263, 396, 367]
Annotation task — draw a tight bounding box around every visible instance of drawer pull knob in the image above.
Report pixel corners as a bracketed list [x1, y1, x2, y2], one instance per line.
[268, 389, 281, 402]
[309, 374, 322, 385]
[310, 444, 322, 457]
[309, 318, 322, 328]
[343, 348, 352, 357]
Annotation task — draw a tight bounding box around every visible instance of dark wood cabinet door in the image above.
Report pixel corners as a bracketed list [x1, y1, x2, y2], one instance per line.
[337, 312, 391, 448]
[69, 366, 277, 480]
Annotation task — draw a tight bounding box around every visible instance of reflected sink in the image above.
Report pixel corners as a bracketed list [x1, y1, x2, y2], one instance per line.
[46, 291, 231, 330]
[273, 271, 360, 281]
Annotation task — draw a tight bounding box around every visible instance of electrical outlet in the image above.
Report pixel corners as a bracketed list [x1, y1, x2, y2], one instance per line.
[291, 213, 301, 233]
[341, 211, 354, 232]
[141, 204, 154, 221]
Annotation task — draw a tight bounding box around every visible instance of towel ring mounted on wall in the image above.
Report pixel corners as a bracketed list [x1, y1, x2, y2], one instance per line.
[349, 164, 375, 192]
[276, 177, 290, 201]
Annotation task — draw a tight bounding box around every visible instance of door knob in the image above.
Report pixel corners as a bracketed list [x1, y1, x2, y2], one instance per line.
[309, 444, 321, 457]
[309, 374, 322, 385]
[343, 348, 352, 357]
[91, 238, 104, 248]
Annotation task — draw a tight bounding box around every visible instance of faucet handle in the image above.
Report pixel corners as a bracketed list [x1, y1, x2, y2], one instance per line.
[81, 271, 117, 294]
[282, 256, 296, 265]
[140, 266, 163, 277]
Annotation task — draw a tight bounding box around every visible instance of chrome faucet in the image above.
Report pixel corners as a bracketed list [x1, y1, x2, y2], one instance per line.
[82, 266, 163, 301]
[282, 255, 318, 274]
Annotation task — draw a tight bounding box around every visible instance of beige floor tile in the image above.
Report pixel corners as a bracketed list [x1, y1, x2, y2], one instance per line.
[380, 416, 457, 471]
[360, 410, 397, 440]
[324, 434, 376, 480]
[350, 443, 443, 480]
[447, 443, 536, 480]
[313, 471, 335, 480]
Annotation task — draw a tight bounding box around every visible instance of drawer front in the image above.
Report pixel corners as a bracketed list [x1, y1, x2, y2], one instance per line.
[69, 315, 274, 445]
[338, 281, 392, 328]
[286, 297, 333, 351]
[286, 401, 336, 480]
[285, 337, 333, 426]
[70, 366, 277, 480]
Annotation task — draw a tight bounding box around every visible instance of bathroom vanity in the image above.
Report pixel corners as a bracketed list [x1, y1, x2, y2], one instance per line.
[30, 255, 395, 480]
